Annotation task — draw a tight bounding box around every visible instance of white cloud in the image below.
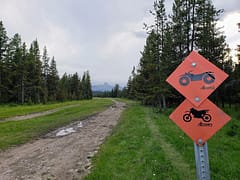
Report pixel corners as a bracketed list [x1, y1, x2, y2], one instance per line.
[94, 31, 143, 84]
[218, 11, 240, 61]
[213, 0, 240, 15]
[96, 15, 152, 84]
[39, 21, 83, 63]
[101, 32, 140, 58]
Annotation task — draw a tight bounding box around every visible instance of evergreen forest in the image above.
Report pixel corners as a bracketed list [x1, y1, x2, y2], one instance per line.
[0, 21, 92, 104]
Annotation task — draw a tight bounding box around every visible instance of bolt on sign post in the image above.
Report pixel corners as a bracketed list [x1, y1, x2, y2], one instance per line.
[166, 51, 231, 180]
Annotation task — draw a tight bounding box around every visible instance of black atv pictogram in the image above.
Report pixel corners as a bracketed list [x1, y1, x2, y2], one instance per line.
[183, 108, 212, 122]
[179, 71, 215, 86]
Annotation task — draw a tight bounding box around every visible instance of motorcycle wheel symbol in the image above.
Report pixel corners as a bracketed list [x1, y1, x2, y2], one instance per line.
[183, 113, 192, 122]
[183, 113, 212, 122]
[183, 108, 212, 122]
[202, 114, 212, 122]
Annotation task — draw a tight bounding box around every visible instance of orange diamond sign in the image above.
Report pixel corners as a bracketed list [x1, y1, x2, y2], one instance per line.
[166, 51, 228, 107]
[166, 51, 231, 144]
[169, 99, 231, 144]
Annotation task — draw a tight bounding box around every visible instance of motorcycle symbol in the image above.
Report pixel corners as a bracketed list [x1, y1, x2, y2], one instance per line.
[179, 71, 215, 86]
[183, 108, 212, 122]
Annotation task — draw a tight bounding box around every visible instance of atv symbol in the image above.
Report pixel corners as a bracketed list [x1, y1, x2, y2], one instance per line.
[183, 108, 212, 122]
[179, 71, 215, 86]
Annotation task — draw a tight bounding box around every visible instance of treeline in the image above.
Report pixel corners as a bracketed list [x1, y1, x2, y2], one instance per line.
[0, 21, 92, 104]
[126, 0, 240, 108]
[93, 84, 127, 98]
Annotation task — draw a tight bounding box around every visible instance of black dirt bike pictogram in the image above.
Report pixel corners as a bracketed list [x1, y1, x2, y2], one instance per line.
[183, 108, 212, 122]
[179, 71, 215, 86]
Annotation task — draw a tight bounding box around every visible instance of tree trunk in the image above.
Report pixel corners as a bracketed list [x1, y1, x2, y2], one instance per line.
[0, 70, 1, 102]
[162, 94, 166, 109]
[191, 0, 196, 51]
[21, 77, 24, 104]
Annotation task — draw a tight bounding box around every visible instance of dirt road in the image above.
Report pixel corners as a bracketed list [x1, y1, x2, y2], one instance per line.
[0, 101, 125, 180]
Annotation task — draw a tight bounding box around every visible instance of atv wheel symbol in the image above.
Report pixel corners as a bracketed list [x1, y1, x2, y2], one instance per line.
[179, 72, 215, 86]
[203, 74, 215, 84]
[179, 76, 190, 86]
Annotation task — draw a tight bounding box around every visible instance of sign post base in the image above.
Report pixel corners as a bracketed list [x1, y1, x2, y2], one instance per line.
[194, 140, 210, 180]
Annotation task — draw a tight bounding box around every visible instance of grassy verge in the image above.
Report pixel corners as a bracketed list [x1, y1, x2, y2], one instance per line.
[207, 106, 240, 179]
[0, 100, 90, 119]
[0, 98, 113, 151]
[86, 101, 240, 179]
[85, 101, 194, 179]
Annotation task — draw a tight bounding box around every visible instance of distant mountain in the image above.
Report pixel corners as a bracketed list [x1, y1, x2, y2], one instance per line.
[92, 83, 114, 92]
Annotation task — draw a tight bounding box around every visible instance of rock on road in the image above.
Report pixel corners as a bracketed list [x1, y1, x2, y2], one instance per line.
[0, 101, 125, 180]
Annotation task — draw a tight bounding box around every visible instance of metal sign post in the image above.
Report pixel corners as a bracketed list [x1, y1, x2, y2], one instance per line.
[194, 139, 210, 180]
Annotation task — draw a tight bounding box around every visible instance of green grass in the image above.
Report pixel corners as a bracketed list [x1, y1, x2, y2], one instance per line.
[0, 100, 89, 119]
[207, 106, 240, 180]
[85, 101, 194, 179]
[86, 101, 240, 179]
[0, 98, 113, 151]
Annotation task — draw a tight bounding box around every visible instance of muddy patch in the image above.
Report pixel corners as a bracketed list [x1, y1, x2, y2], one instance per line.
[45, 117, 92, 138]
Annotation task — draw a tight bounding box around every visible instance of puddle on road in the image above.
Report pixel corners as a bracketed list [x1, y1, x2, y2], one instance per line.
[56, 128, 76, 136]
[45, 119, 91, 138]
[55, 122, 83, 136]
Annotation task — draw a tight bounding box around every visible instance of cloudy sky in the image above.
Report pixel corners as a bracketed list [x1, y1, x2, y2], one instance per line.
[0, 0, 239, 86]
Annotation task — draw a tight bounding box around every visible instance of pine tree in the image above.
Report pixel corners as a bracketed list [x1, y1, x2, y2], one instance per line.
[0, 21, 8, 102]
[148, 0, 167, 54]
[140, 0, 168, 107]
[127, 66, 137, 99]
[42, 46, 50, 102]
[6, 33, 22, 102]
[194, 0, 229, 106]
[71, 72, 80, 100]
[26, 40, 42, 103]
[112, 84, 119, 98]
[195, 0, 227, 67]
[136, 31, 161, 105]
[47, 56, 59, 101]
[127, 76, 133, 98]
[161, 22, 182, 107]
[171, 0, 190, 61]
[20, 42, 27, 104]
[81, 71, 92, 99]
[171, 0, 228, 66]
[57, 72, 69, 101]
[171, 0, 213, 59]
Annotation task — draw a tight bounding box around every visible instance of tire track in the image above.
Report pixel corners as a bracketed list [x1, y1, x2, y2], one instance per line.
[144, 108, 195, 179]
[2, 104, 81, 122]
